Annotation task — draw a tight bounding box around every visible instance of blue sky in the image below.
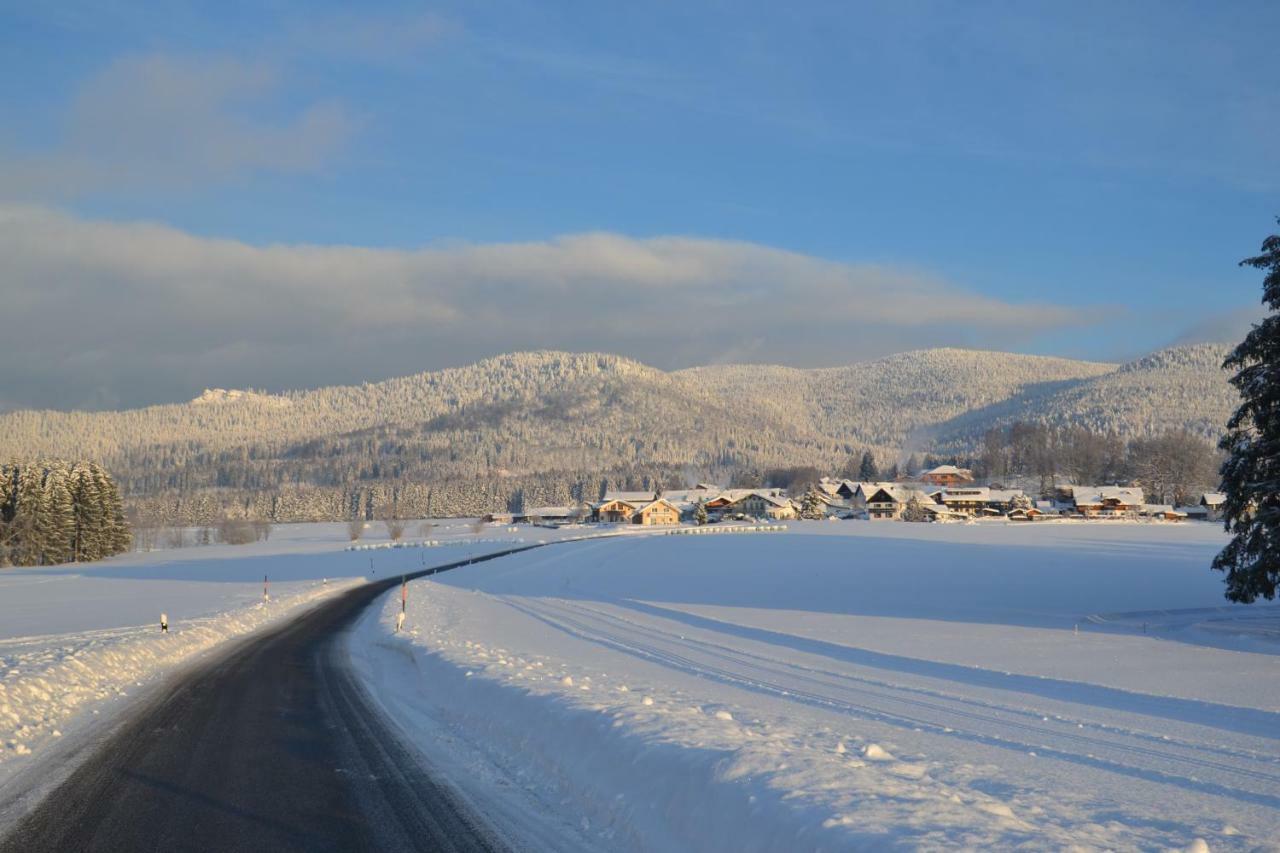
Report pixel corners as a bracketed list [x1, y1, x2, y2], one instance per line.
[1, 1, 1278, 409]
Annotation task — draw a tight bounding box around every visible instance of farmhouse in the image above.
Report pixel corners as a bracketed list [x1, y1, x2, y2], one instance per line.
[938, 487, 990, 515]
[724, 490, 797, 520]
[594, 498, 640, 523]
[920, 465, 974, 487]
[864, 485, 936, 520]
[1200, 492, 1226, 521]
[631, 498, 682, 526]
[1069, 486, 1144, 517]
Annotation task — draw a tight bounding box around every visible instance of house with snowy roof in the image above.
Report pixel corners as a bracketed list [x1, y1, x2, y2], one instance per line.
[920, 465, 974, 487]
[1140, 504, 1187, 521]
[720, 489, 797, 520]
[1069, 486, 1144, 517]
[630, 498, 682, 526]
[1200, 492, 1226, 521]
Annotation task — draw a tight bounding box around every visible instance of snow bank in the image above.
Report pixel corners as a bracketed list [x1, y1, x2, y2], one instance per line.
[0, 579, 357, 778]
[354, 524, 1280, 851]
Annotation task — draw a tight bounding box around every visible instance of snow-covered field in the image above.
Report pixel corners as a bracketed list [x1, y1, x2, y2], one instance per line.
[355, 522, 1280, 852]
[0, 519, 550, 824]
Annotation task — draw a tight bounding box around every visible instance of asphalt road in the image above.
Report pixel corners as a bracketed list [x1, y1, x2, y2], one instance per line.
[0, 546, 543, 853]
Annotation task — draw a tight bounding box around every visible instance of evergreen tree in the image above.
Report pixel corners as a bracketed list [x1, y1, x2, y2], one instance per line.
[12, 464, 47, 565]
[799, 488, 826, 520]
[41, 464, 76, 564]
[858, 451, 879, 481]
[70, 463, 106, 561]
[1215, 217, 1280, 602]
[902, 495, 932, 522]
[694, 499, 708, 525]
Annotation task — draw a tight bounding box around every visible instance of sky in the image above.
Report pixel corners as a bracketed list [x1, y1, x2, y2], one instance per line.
[1, 0, 1277, 411]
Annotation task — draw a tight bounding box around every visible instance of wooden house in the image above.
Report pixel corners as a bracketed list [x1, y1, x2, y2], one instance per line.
[632, 498, 682, 526]
[920, 465, 974, 487]
[594, 498, 640, 523]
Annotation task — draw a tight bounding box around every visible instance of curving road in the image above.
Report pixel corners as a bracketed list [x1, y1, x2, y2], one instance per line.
[0, 546, 544, 853]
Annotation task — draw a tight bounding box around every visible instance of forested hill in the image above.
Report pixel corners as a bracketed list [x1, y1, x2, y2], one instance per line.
[0, 345, 1236, 508]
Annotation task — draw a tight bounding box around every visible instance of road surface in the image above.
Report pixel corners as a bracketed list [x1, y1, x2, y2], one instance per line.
[0, 547, 542, 853]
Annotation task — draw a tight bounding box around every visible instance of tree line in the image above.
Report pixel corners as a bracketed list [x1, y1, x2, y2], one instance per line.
[0, 460, 132, 566]
[972, 422, 1220, 504]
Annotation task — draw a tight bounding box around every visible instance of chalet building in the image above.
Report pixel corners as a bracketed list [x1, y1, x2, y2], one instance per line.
[865, 485, 924, 520]
[1069, 486, 1144, 517]
[938, 488, 990, 515]
[632, 498, 682, 526]
[724, 490, 797, 520]
[934, 487, 1026, 517]
[594, 498, 640, 523]
[848, 482, 903, 515]
[1200, 492, 1226, 522]
[593, 486, 725, 524]
[920, 465, 974, 487]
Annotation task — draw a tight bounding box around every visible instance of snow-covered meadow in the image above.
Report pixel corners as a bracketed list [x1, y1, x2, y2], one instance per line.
[0, 519, 547, 822]
[356, 522, 1280, 851]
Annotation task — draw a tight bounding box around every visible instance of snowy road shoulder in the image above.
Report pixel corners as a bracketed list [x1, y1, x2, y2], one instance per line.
[0, 578, 361, 823]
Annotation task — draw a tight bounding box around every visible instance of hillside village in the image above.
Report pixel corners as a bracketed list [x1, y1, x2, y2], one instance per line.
[489, 465, 1228, 528]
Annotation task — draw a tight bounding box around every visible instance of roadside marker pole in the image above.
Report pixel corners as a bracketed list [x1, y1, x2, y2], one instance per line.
[396, 575, 407, 632]
[263, 574, 269, 603]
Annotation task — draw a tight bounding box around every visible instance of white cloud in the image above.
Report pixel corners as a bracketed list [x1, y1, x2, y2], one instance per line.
[0, 55, 352, 198]
[0, 206, 1095, 409]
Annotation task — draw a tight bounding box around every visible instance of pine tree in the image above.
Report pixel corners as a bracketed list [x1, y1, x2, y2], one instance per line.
[858, 451, 879, 481]
[69, 462, 107, 561]
[94, 463, 132, 556]
[1215, 217, 1280, 601]
[12, 464, 49, 565]
[41, 463, 76, 564]
[799, 488, 826, 520]
[902, 494, 932, 523]
[694, 499, 708, 525]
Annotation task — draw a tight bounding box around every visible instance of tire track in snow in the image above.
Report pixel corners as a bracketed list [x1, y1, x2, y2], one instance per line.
[494, 595, 1280, 809]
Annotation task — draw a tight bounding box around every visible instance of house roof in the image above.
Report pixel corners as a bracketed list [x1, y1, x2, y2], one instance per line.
[634, 498, 682, 514]
[867, 484, 934, 505]
[1142, 504, 1186, 516]
[1201, 492, 1226, 507]
[922, 465, 970, 477]
[522, 506, 578, 517]
[1070, 485, 1144, 506]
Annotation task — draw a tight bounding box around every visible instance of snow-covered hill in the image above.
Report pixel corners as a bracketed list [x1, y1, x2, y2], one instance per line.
[0, 345, 1235, 504]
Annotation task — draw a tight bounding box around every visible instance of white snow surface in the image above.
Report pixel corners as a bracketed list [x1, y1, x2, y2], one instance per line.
[0, 519, 554, 823]
[354, 521, 1280, 852]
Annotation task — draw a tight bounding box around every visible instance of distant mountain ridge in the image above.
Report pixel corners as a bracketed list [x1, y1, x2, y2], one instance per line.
[0, 345, 1236, 502]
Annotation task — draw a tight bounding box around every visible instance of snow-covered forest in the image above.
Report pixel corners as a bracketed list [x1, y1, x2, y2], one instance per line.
[0, 460, 132, 566]
[0, 345, 1237, 524]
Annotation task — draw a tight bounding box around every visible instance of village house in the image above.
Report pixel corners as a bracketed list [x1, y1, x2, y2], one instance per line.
[920, 465, 974, 487]
[864, 485, 936, 520]
[594, 497, 641, 523]
[934, 487, 1026, 517]
[1200, 492, 1226, 522]
[1068, 486, 1145, 518]
[631, 498, 682, 526]
[723, 489, 797, 520]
